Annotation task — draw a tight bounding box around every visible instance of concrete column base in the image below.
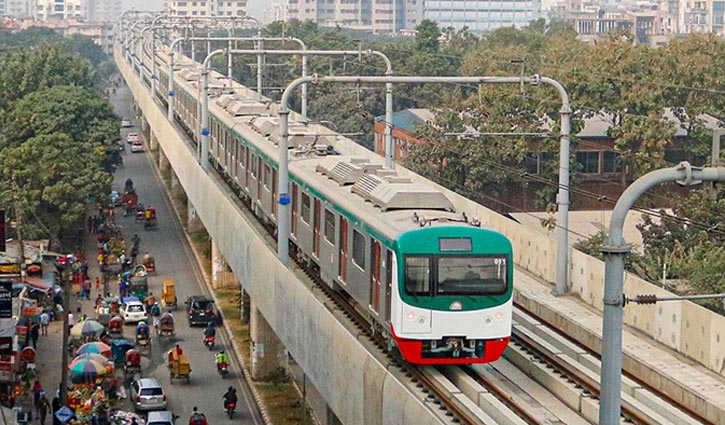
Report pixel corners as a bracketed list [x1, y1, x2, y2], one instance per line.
[250, 303, 286, 381]
[240, 290, 250, 324]
[159, 149, 170, 172]
[187, 202, 204, 234]
[211, 241, 239, 289]
[148, 131, 158, 151]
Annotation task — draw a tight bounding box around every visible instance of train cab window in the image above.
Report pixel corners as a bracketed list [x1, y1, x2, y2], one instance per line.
[404, 256, 430, 295]
[352, 230, 366, 269]
[323, 209, 335, 242]
[264, 164, 272, 188]
[436, 256, 507, 295]
[301, 193, 311, 223]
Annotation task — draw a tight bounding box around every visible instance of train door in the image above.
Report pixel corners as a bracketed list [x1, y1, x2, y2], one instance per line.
[271, 169, 278, 217]
[257, 157, 263, 198]
[338, 217, 348, 282]
[291, 183, 298, 236]
[313, 199, 321, 257]
[370, 240, 381, 314]
[385, 249, 393, 322]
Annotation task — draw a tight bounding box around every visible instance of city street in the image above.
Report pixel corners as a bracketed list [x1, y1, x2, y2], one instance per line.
[107, 81, 262, 424]
[27, 81, 262, 424]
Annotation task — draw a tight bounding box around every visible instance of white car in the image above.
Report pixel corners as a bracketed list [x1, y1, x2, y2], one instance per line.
[121, 300, 147, 323]
[126, 132, 140, 144]
[121, 118, 132, 128]
[131, 141, 145, 153]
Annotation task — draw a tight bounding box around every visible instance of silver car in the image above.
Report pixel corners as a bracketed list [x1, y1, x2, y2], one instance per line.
[147, 411, 176, 425]
[130, 378, 167, 411]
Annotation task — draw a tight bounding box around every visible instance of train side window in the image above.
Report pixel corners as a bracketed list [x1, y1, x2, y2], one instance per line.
[404, 256, 430, 295]
[352, 230, 366, 270]
[250, 155, 257, 178]
[300, 192, 310, 223]
[264, 164, 271, 189]
[291, 183, 298, 235]
[323, 209, 335, 243]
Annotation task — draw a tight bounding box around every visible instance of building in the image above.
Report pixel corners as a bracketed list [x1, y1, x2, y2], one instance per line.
[287, 0, 406, 33]
[6, 17, 114, 51]
[166, 0, 248, 17]
[35, 0, 90, 21]
[5, 0, 36, 19]
[374, 108, 719, 211]
[91, 0, 121, 22]
[423, 0, 542, 32]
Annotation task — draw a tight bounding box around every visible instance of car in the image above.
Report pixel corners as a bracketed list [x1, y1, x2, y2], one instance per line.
[131, 141, 145, 153]
[186, 295, 218, 327]
[110, 191, 122, 206]
[120, 299, 147, 323]
[121, 118, 132, 127]
[130, 378, 167, 412]
[126, 132, 140, 143]
[146, 411, 176, 425]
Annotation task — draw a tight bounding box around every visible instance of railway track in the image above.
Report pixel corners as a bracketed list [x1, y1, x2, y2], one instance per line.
[131, 40, 714, 425]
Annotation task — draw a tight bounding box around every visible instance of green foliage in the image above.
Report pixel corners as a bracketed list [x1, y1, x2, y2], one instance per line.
[572, 231, 655, 279]
[674, 244, 725, 312]
[415, 20, 441, 52]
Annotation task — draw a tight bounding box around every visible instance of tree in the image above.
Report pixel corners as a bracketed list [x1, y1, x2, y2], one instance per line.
[0, 133, 112, 239]
[415, 20, 441, 52]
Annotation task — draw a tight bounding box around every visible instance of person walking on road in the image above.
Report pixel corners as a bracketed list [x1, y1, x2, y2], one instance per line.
[36, 392, 51, 424]
[40, 311, 50, 336]
[52, 394, 61, 425]
[30, 323, 40, 349]
[95, 277, 101, 292]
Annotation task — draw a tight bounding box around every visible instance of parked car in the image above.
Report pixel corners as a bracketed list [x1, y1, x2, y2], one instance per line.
[131, 141, 145, 153]
[126, 132, 140, 143]
[121, 118, 132, 127]
[110, 191, 122, 206]
[186, 295, 218, 327]
[146, 411, 176, 425]
[121, 299, 147, 323]
[130, 378, 167, 412]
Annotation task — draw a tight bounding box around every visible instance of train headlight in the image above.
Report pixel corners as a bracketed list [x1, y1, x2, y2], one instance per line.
[483, 316, 493, 326]
[407, 312, 415, 321]
[495, 312, 503, 320]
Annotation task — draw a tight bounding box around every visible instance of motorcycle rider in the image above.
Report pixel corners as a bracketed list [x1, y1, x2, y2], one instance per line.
[223, 386, 237, 411]
[204, 321, 216, 343]
[215, 349, 229, 372]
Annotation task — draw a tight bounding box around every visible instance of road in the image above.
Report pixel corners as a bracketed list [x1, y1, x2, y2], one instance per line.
[109, 81, 262, 424]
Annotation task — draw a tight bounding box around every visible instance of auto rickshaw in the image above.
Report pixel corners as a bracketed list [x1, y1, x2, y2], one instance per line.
[110, 339, 134, 364]
[144, 207, 157, 230]
[161, 279, 177, 311]
[158, 313, 175, 338]
[108, 317, 124, 338]
[168, 350, 191, 384]
[129, 276, 148, 300]
[122, 189, 138, 216]
[124, 348, 142, 379]
[142, 256, 156, 274]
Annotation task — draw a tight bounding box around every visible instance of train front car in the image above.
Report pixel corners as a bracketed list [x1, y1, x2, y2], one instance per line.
[390, 226, 513, 365]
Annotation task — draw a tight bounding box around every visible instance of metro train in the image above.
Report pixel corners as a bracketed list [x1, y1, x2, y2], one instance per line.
[146, 45, 514, 364]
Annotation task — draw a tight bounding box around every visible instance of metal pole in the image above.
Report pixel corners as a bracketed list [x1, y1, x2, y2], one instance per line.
[712, 129, 723, 200]
[168, 49, 175, 122]
[539, 77, 572, 295]
[60, 266, 70, 404]
[257, 39, 263, 101]
[201, 64, 210, 172]
[599, 162, 725, 425]
[277, 74, 559, 264]
[384, 80, 394, 168]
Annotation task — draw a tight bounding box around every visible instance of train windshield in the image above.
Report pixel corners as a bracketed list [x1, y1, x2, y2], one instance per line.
[404, 255, 508, 297]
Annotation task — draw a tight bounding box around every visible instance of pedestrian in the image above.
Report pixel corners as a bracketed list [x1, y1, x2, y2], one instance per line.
[32, 380, 43, 402]
[40, 311, 50, 336]
[92, 215, 100, 233]
[86, 216, 93, 234]
[68, 312, 75, 335]
[119, 280, 127, 299]
[30, 323, 40, 349]
[132, 234, 140, 249]
[144, 292, 156, 309]
[36, 391, 50, 424]
[82, 279, 91, 300]
[51, 395, 61, 425]
[95, 277, 101, 291]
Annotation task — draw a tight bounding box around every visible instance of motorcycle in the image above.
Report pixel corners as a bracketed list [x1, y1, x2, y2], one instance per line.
[218, 361, 228, 379]
[204, 335, 215, 350]
[226, 401, 236, 419]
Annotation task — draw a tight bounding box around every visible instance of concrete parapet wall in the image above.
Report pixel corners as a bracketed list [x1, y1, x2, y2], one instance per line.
[116, 49, 445, 425]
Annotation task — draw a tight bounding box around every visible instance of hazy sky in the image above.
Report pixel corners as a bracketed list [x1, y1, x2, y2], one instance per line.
[122, 0, 266, 22]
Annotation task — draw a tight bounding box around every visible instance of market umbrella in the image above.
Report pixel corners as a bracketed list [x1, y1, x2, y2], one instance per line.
[76, 342, 112, 357]
[71, 353, 108, 366]
[71, 320, 105, 337]
[68, 358, 108, 377]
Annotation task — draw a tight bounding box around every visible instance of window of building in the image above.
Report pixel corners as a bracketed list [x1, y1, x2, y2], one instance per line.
[201, 11, 206, 15]
[191, 10, 197, 15]
[192, 1, 196, 4]
[602, 151, 622, 173]
[576, 151, 599, 174]
[324, 209, 335, 242]
[301, 193, 310, 223]
[352, 230, 365, 268]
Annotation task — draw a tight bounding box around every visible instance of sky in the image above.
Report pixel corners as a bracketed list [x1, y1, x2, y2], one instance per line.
[121, 0, 266, 22]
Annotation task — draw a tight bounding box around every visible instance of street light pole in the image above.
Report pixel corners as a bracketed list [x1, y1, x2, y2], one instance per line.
[59, 263, 71, 404]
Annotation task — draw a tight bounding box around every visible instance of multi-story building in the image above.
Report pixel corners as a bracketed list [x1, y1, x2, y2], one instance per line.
[6, 0, 36, 19]
[36, 0, 90, 21]
[7, 17, 114, 51]
[423, 0, 542, 32]
[287, 0, 405, 33]
[91, 0, 121, 22]
[167, 0, 247, 17]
